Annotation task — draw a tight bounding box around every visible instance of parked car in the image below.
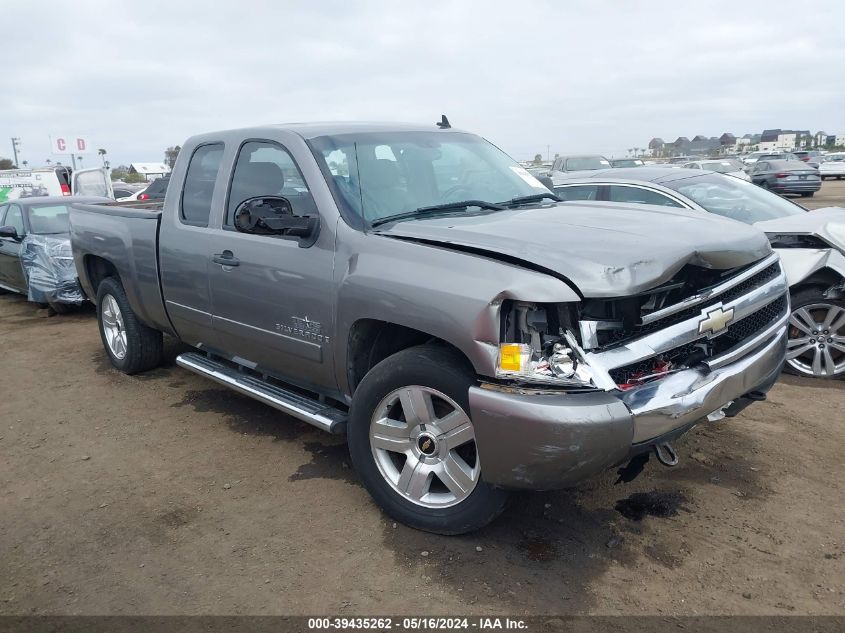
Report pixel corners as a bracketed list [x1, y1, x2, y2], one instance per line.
[819, 153, 845, 180]
[611, 158, 644, 168]
[69, 122, 787, 533]
[0, 196, 111, 313]
[136, 176, 169, 201]
[793, 150, 823, 166]
[682, 159, 750, 181]
[551, 167, 845, 379]
[549, 154, 611, 175]
[0, 166, 114, 201]
[742, 151, 771, 166]
[114, 186, 141, 201]
[756, 152, 801, 163]
[749, 160, 821, 196]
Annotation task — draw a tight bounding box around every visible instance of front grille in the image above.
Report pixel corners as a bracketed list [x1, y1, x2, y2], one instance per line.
[636, 262, 780, 337]
[609, 293, 788, 386]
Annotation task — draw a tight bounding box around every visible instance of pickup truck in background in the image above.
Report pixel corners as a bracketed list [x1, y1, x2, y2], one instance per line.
[69, 122, 789, 534]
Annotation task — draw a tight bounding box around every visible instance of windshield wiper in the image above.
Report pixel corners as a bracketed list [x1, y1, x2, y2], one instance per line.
[504, 192, 561, 207]
[370, 200, 504, 228]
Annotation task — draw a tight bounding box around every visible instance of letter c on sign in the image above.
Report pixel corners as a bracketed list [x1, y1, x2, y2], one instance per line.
[76, 138, 86, 151]
[56, 138, 66, 151]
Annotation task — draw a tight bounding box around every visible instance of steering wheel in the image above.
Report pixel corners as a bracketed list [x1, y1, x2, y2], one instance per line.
[439, 184, 475, 202]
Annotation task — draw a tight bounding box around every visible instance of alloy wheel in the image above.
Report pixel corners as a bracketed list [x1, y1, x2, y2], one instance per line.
[786, 303, 845, 377]
[101, 294, 128, 360]
[369, 385, 480, 508]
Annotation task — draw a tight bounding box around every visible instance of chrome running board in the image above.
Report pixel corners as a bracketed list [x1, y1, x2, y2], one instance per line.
[176, 352, 347, 434]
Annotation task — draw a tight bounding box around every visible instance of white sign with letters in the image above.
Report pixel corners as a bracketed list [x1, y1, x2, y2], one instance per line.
[50, 135, 93, 155]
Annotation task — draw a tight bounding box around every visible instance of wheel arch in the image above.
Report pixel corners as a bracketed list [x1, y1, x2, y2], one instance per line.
[346, 319, 475, 396]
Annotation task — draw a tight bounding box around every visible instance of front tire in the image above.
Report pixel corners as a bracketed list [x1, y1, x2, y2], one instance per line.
[96, 277, 163, 374]
[47, 301, 72, 315]
[784, 288, 845, 379]
[800, 192, 814, 198]
[348, 345, 509, 534]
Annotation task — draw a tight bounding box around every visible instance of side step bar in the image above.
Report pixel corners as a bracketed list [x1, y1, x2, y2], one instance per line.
[176, 352, 347, 434]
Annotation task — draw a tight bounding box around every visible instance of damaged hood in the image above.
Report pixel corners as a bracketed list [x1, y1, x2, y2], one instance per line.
[754, 206, 845, 251]
[374, 202, 772, 297]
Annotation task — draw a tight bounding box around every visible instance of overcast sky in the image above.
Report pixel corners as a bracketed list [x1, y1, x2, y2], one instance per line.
[3, 0, 844, 167]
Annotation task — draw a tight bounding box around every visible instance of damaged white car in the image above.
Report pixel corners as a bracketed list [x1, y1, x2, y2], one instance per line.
[552, 168, 845, 379]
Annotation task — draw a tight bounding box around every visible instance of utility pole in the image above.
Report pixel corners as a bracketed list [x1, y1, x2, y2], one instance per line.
[11, 137, 21, 167]
[547, 145, 550, 162]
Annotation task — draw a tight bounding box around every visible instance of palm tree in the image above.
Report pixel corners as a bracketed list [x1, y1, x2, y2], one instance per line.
[46, 159, 52, 166]
[98, 148, 107, 166]
[22, 160, 28, 168]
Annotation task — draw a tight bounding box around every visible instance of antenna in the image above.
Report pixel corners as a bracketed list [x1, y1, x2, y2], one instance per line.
[436, 115, 451, 129]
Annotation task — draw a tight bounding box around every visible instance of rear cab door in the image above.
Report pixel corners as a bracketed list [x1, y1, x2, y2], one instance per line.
[71, 168, 115, 199]
[158, 141, 226, 349]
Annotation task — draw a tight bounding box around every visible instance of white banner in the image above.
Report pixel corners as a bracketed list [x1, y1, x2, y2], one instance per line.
[50, 135, 93, 155]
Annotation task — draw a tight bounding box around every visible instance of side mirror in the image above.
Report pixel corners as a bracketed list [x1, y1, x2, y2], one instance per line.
[0, 225, 19, 240]
[538, 176, 555, 192]
[233, 196, 319, 247]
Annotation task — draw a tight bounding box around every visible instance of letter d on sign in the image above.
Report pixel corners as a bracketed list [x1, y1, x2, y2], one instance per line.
[77, 138, 86, 151]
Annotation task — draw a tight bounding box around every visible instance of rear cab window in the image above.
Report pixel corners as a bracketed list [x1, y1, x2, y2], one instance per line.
[181, 144, 225, 226]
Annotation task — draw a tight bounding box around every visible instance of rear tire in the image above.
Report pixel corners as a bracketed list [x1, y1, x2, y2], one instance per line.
[348, 344, 509, 534]
[96, 277, 163, 374]
[759, 181, 769, 189]
[800, 192, 814, 198]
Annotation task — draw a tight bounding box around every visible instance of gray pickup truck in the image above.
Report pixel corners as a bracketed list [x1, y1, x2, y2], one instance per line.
[69, 122, 789, 534]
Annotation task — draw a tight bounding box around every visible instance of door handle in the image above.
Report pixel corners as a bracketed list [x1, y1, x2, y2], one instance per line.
[212, 251, 240, 267]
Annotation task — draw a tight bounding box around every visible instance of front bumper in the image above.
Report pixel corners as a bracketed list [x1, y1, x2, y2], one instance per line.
[470, 326, 785, 490]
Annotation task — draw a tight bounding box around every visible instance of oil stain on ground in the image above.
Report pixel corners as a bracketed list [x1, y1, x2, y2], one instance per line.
[171, 388, 315, 442]
[614, 489, 688, 521]
[288, 441, 360, 486]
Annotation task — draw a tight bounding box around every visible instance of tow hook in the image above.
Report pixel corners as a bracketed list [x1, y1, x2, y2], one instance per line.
[654, 442, 679, 467]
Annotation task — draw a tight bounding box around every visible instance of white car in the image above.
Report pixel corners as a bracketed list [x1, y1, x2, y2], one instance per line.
[682, 159, 751, 181]
[819, 153, 845, 180]
[552, 167, 845, 379]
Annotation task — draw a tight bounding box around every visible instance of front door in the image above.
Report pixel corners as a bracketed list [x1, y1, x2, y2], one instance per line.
[207, 140, 336, 392]
[71, 167, 115, 199]
[0, 204, 27, 292]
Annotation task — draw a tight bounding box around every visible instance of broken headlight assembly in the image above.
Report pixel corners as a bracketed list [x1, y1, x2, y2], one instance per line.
[496, 302, 597, 389]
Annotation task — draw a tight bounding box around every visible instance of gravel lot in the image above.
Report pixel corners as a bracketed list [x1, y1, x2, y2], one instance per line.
[1, 180, 844, 616]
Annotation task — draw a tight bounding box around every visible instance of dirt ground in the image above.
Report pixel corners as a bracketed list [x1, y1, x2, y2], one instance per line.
[1, 182, 844, 616]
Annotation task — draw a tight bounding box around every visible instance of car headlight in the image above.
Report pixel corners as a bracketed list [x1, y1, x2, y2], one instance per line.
[496, 338, 596, 388]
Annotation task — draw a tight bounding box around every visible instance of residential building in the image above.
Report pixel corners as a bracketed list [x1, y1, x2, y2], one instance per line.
[128, 163, 171, 182]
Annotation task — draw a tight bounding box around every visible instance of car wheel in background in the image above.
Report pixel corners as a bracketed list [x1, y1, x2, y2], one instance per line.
[347, 344, 509, 534]
[96, 277, 163, 374]
[784, 288, 845, 379]
[800, 192, 814, 197]
[759, 181, 768, 189]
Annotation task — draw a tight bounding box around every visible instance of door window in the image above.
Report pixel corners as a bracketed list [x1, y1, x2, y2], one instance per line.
[181, 143, 224, 226]
[607, 186, 683, 207]
[226, 141, 315, 227]
[4, 205, 25, 235]
[74, 170, 110, 197]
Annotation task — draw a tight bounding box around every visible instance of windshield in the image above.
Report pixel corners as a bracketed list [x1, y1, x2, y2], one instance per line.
[308, 131, 549, 224]
[700, 160, 743, 173]
[661, 173, 806, 223]
[27, 204, 70, 234]
[565, 156, 610, 171]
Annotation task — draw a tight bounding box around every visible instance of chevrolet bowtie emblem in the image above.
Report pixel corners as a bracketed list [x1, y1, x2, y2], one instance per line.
[698, 304, 734, 337]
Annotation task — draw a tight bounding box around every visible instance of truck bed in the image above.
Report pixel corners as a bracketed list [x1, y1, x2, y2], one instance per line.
[68, 200, 172, 334]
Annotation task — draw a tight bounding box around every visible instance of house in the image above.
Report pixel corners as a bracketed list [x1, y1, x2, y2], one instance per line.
[648, 137, 665, 153]
[835, 134, 845, 147]
[128, 163, 171, 182]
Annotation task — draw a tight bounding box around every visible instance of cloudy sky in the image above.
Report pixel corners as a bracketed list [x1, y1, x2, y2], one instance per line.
[3, 0, 844, 167]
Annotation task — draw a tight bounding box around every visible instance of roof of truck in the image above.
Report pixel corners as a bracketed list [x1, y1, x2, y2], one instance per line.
[186, 122, 467, 145]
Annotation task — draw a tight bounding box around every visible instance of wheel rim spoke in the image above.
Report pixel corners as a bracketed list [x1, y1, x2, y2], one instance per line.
[812, 347, 823, 375]
[399, 387, 435, 425]
[822, 347, 836, 376]
[438, 453, 476, 497]
[821, 306, 844, 330]
[828, 310, 845, 333]
[436, 408, 470, 435]
[441, 422, 475, 450]
[397, 456, 431, 501]
[371, 418, 413, 452]
[829, 340, 845, 354]
[789, 308, 817, 335]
